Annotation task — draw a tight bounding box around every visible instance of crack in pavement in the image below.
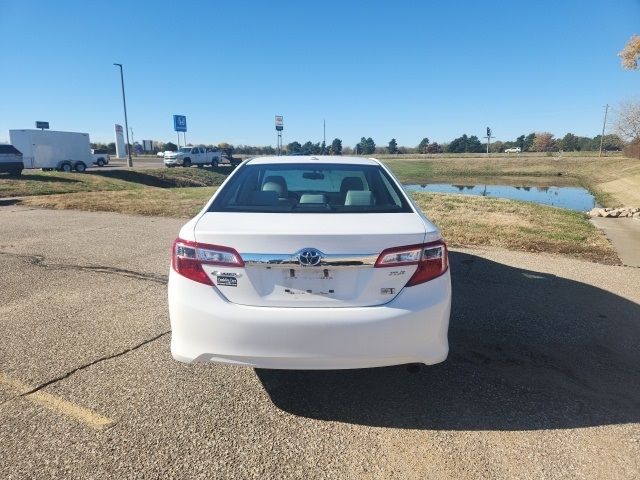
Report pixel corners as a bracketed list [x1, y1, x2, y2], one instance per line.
[0, 251, 168, 284]
[0, 330, 171, 407]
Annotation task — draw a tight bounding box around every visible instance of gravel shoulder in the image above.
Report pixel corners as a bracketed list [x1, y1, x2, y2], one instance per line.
[0, 206, 638, 479]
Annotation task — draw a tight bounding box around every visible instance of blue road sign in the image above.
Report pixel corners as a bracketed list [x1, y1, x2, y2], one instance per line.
[173, 115, 187, 132]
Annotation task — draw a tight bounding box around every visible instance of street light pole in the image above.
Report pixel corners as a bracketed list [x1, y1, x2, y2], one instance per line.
[113, 63, 133, 167]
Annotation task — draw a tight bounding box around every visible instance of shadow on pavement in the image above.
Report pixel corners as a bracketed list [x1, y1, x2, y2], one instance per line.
[256, 252, 640, 430]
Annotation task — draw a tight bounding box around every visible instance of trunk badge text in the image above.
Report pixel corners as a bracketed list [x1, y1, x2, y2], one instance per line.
[211, 271, 242, 277]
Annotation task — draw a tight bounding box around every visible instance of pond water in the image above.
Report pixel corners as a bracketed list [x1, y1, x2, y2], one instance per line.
[404, 183, 598, 212]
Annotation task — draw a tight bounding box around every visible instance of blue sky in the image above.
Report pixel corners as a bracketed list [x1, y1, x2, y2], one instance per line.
[0, 0, 638, 147]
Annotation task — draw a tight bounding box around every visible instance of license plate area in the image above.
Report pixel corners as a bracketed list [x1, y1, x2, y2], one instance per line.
[282, 268, 335, 295]
[286, 267, 333, 280]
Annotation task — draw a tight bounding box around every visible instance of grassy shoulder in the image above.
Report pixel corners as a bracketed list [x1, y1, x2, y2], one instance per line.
[19, 188, 619, 264]
[0, 168, 228, 198]
[4, 156, 639, 207]
[21, 186, 216, 218]
[411, 192, 618, 264]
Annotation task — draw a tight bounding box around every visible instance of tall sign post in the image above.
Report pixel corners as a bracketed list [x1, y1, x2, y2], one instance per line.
[485, 126, 492, 154]
[113, 63, 132, 167]
[275, 115, 283, 155]
[173, 115, 187, 148]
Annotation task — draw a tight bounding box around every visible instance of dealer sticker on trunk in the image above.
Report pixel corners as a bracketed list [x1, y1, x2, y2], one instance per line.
[216, 276, 238, 287]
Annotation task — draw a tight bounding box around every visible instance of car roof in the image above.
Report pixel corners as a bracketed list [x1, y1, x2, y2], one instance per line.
[246, 155, 381, 166]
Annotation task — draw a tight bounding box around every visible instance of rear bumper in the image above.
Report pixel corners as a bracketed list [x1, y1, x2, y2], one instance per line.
[168, 269, 451, 369]
[0, 161, 24, 172]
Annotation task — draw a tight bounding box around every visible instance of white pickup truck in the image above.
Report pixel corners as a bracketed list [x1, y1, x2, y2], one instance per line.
[92, 149, 110, 167]
[164, 146, 223, 168]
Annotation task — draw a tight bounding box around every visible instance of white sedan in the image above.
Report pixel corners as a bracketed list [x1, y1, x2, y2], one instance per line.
[168, 156, 451, 369]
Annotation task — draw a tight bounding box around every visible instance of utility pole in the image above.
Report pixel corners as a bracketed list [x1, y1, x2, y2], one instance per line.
[323, 119, 326, 154]
[599, 104, 609, 157]
[485, 127, 492, 154]
[113, 63, 133, 167]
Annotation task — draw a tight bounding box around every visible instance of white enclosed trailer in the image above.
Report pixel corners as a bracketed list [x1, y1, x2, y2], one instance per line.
[9, 129, 92, 172]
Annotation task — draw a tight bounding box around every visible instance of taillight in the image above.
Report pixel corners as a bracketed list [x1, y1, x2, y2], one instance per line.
[172, 238, 244, 285]
[375, 240, 448, 286]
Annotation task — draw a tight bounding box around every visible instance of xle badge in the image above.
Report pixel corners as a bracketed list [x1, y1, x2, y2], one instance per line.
[216, 276, 238, 287]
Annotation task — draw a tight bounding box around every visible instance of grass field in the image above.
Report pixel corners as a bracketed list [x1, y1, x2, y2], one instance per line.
[4, 155, 635, 264]
[0, 168, 227, 198]
[4, 155, 639, 206]
[20, 187, 618, 264]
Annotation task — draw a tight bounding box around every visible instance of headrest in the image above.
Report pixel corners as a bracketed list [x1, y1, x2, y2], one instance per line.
[262, 175, 287, 196]
[344, 190, 374, 206]
[299, 193, 327, 204]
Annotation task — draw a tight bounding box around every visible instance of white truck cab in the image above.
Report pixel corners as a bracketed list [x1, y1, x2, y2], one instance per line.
[164, 146, 222, 168]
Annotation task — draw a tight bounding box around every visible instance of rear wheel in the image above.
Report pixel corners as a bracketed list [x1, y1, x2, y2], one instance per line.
[74, 162, 87, 173]
[61, 163, 72, 173]
[212, 158, 219, 168]
[96, 159, 105, 167]
[183, 159, 191, 168]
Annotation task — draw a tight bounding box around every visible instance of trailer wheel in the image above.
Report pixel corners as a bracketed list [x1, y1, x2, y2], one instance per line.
[74, 162, 87, 173]
[61, 163, 73, 173]
[212, 158, 219, 168]
[183, 159, 191, 168]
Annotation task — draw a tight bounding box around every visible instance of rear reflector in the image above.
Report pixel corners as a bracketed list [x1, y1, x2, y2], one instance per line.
[172, 238, 244, 285]
[375, 240, 448, 286]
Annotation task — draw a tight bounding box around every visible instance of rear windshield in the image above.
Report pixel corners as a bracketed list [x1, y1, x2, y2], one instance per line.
[209, 163, 413, 213]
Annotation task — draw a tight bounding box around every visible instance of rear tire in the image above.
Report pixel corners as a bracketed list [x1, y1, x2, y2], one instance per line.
[183, 159, 191, 168]
[96, 159, 105, 167]
[74, 162, 87, 173]
[212, 158, 219, 168]
[61, 163, 72, 173]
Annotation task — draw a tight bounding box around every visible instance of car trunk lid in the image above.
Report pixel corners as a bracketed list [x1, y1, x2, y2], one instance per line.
[194, 212, 431, 307]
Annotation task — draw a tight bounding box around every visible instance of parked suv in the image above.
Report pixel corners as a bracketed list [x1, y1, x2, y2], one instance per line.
[0, 144, 24, 176]
[168, 156, 451, 369]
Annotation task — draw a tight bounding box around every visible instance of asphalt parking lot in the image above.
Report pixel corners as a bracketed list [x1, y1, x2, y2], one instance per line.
[1, 204, 639, 479]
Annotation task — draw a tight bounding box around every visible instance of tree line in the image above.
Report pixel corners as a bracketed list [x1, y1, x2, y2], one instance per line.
[92, 132, 625, 156]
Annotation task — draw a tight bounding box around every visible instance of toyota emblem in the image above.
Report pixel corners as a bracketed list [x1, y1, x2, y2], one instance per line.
[297, 248, 323, 267]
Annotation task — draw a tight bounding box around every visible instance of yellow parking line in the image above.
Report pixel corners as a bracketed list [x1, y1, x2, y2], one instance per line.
[0, 372, 113, 430]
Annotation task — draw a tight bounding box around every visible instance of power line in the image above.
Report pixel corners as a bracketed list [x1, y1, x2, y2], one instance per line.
[599, 104, 609, 157]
